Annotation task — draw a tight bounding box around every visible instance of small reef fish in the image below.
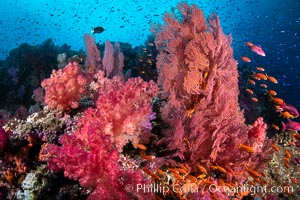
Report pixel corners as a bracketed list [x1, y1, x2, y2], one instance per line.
[245, 41, 266, 56]
[275, 105, 284, 112]
[285, 150, 292, 159]
[156, 168, 164, 175]
[136, 143, 147, 150]
[260, 83, 268, 89]
[267, 90, 277, 96]
[255, 73, 268, 80]
[197, 164, 208, 174]
[271, 143, 280, 151]
[245, 88, 254, 95]
[289, 142, 296, 146]
[251, 97, 258, 102]
[284, 162, 290, 168]
[267, 76, 278, 84]
[248, 79, 256, 85]
[270, 97, 285, 106]
[280, 111, 296, 119]
[216, 166, 227, 174]
[251, 75, 261, 81]
[271, 123, 280, 131]
[256, 67, 265, 71]
[92, 26, 105, 34]
[244, 167, 260, 178]
[140, 151, 154, 161]
[239, 144, 255, 153]
[240, 56, 251, 62]
[282, 119, 300, 131]
[280, 104, 299, 118]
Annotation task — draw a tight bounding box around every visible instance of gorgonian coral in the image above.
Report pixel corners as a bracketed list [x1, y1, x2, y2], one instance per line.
[41, 62, 89, 111]
[152, 2, 272, 192]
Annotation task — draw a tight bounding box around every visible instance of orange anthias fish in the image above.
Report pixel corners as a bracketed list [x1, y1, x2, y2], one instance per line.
[256, 67, 265, 71]
[239, 144, 255, 153]
[254, 73, 268, 80]
[136, 143, 147, 150]
[267, 76, 278, 84]
[245, 88, 254, 95]
[260, 83, 268, 89]
[245, 41, 266, 56]
[280, 111, 296, 119]
[285, 150, 292, 159]
[248, 79, 256, 85]
[251, 97, 258, 102]
[271, 123, 280, 131]
[244, 166, 260, 178]
[240, 56, 251, 62]
[269, 96, 285, 106]
[267, 90, 277, 96]
[271, 143, 280, 151]
[251, 75, 261, 81]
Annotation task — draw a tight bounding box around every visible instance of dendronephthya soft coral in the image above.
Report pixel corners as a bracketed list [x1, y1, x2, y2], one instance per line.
[41, 62, 89, 111]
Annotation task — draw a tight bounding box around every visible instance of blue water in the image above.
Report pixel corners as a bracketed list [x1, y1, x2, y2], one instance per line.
[0, 0, 299, 108]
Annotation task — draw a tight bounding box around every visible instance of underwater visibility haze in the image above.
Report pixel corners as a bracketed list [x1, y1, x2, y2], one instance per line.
[0, 0, 300, 199]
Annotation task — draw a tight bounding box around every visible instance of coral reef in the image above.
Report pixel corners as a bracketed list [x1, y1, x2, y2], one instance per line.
[1, 2, 299, 200]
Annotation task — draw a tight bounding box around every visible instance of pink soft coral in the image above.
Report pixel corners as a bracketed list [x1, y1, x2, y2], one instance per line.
[41, 62, 89, 111]
[41, 132, 151, 200]
[248, 117, 268, 151]
[40, 76, 157, 199]
[79, 76, 158, 151]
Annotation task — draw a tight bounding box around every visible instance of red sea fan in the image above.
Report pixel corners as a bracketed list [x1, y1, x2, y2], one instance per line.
[41, 62, 89, 111]
[84, 34, 102, 73]
[154, 3, 272, 169]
